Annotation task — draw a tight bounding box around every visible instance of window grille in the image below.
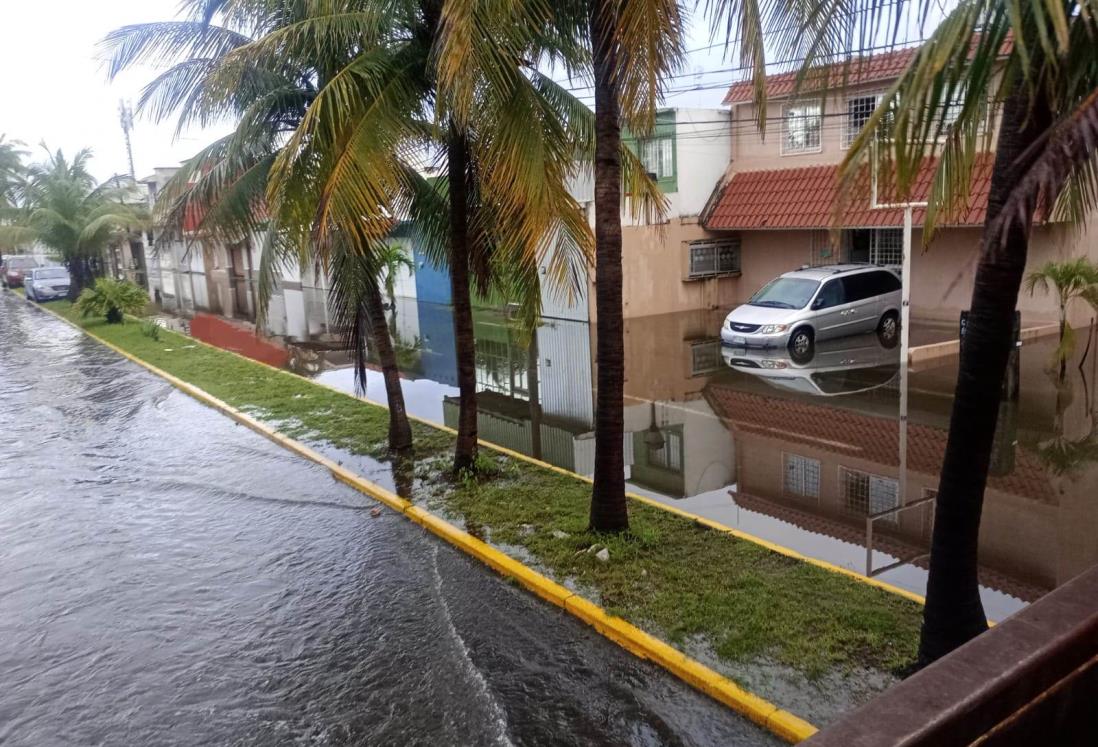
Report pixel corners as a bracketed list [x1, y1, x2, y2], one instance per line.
[783, 102, 822, 154]
[844, 94, 880, 148]
[690, 340, 722, 376]
[650, 429, 683, 472]
[870, 228, 903, 267]
[842, 467, 899, 524]
[784, 454, 821, 498]
[689, 238, 741, 278]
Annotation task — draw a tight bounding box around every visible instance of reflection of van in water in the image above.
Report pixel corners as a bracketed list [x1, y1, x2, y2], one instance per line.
[721, 264, 902, 362]
[721, 332, 901, 397]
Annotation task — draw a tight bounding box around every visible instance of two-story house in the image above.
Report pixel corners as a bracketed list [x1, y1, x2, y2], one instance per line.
[700, 46, 1097, 329]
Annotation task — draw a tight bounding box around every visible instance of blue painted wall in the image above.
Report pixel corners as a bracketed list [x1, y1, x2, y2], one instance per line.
[416, 299, 458, 386]
[412, 244, 452, 306]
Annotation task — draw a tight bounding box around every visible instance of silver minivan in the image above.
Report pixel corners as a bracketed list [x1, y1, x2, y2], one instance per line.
[721, 264, 902, 361]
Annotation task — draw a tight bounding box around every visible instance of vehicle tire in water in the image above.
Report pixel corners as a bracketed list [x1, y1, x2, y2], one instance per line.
[878, 311, 900, 349]
[788, 327, 814, 363]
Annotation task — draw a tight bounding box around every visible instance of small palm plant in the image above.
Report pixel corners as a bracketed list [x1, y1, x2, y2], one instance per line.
[75, 278, 148, 324]
[1024, 258, 1098, 380]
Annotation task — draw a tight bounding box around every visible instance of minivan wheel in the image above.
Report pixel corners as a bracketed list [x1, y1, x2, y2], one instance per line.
[877, 312, 900, 348]
[788, 328, 815, 363]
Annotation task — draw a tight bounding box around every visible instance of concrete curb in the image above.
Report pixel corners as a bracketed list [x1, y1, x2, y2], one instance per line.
[26, 298, 817, 744]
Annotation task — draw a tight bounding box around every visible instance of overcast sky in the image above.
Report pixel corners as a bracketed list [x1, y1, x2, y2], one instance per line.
[0, 2, 930, 184]
[0, 1, 233, 182]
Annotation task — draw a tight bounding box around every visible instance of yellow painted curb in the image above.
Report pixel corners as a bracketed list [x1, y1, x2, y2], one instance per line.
[30, 296, 926, 607]
[26, 298, 817, 744]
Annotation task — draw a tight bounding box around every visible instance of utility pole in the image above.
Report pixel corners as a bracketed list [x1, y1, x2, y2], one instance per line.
[118, 100, 136, 180]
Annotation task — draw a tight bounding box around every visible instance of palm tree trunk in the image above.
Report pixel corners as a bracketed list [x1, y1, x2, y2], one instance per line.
[587, 1, 629, 533]
[918, 78, 1051, 666]
[363, 277, 413, 451]
[447, 122, 479, 473]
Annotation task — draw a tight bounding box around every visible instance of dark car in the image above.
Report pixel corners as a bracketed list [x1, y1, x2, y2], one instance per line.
[2, 256, 40, 288]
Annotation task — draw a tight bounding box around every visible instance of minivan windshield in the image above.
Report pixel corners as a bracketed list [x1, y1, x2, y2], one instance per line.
[7, 257, 37, 270]
[748, 277, 820, 310]
[35, 268, 69, 280]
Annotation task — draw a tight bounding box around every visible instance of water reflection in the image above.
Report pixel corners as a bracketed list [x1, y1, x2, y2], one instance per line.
[315, 296, 1098, 620]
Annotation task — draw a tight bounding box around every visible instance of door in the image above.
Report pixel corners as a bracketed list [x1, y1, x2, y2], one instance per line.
[811, 279, 849, 340]
[838, 272, 880, 335]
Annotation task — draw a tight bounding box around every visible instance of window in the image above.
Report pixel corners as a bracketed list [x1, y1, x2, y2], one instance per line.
[842, 467, 899, 524]
[870, 228, 903, 266]
[688, 237, 741, 279]
[640, 136, 674, 180]
[844, 94, 880, 148]
[813, 279, 846, 309]
[690, 340, 723, 376]
[782, 102, 822, 154]
[784, 454, 820, 498]
[649, 429, 683, 472]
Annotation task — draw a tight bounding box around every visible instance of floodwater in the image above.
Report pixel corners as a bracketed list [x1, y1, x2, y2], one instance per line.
[0, 292, 776, 746]
[317, 297, 1098, 623]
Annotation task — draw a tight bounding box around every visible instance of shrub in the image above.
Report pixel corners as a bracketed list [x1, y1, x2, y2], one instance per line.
[141, 318, 161, 341]
[75, 278, 149, 324]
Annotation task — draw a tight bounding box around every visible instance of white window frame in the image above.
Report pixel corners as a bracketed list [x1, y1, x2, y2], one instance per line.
[640, 135, 675, 180]
[688, 237, 741, 279]
[781, 101, 823, 155]
[843, 93, 882, 149]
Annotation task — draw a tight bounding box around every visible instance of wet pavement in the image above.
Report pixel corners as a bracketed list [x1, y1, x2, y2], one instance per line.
[0, 292, 776, 746]
[317, 298, 1098, 624]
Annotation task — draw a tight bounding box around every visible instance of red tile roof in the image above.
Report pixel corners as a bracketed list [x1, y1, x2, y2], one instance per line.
[723, 47, 919, 105]
[703, 154, 994, 230]
[705, 385, 1058, 505]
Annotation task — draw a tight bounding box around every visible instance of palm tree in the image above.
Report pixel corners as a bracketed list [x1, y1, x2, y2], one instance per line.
[435, 0, 679, 528]
[376, 242, 414, 313]
[1024, 259, 1098, 380]
[1, 147, 144, 295]
[101, 2, 420, 451]
[105, 1, 594, 469]
[0, 136, 26, 212]
[806, 0, 1098, 665]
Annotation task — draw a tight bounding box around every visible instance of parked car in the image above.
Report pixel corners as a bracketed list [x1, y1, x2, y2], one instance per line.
[721, 264, 902, 362]
[2, 256, 40, 288]
[721, 331, 900, 397]
[24, 266, 72, 302]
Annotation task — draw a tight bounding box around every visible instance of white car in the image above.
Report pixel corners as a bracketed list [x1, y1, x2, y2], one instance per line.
[721, 264, 902, 362]
[24, 267, 71, 302]
[721, 331, 900, 397]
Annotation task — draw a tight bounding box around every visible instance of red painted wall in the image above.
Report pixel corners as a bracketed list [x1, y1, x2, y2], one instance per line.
[189, 313, 289, 368]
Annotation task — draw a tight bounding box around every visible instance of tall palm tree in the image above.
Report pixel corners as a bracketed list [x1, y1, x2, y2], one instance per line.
[704, 0, 1098, 663]
[1, 147, 144, 294]
[436, 0, 679, 528]
[101, 1, 420, 451]
[1024, 258, 1098, 379]
[0, 136, 27, 212]
[808, 0, 1098, 664]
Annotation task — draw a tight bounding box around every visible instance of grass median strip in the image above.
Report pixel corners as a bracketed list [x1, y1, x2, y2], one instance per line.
[40, 298, 923, 719]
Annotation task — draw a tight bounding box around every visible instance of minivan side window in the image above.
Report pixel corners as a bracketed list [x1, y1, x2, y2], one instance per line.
[873, 270, 901, 293]
[814, 279, 846, 309]
[841, 273, 874, 302]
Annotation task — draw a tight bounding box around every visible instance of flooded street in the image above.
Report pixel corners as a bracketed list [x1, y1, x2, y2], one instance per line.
[318, 298, 1098, 623]
[0, 293, 774, 746]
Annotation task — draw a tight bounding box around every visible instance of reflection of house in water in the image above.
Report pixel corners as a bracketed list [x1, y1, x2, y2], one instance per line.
[703, 344, 1098, 604]
[622, 309, 735, 498]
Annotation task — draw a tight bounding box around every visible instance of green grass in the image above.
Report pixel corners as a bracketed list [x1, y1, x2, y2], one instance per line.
[47, 300, 922, 679]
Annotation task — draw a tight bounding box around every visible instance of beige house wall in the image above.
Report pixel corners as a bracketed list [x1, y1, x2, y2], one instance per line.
[619, 217, 740, 319]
